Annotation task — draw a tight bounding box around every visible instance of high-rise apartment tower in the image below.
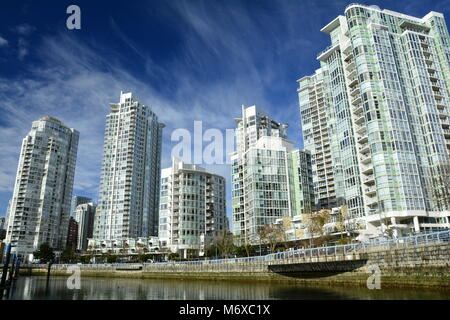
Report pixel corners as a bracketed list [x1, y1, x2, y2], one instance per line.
[298, 5, 450, 237]
[5, 116, 79, 260]
[230, 106, 314, 244]
[93, 92, 164, 241]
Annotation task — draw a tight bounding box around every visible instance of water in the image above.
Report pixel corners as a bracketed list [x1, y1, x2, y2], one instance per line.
[2, 276, 450, 300]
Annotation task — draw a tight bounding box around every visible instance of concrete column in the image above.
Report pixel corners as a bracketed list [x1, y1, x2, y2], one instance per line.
[390, 217, 398, 238]
[392, 228, 398, 238]
[413, 216, 420, 233]
[380, 221, 387, 236]
[390, 217, 396, 225]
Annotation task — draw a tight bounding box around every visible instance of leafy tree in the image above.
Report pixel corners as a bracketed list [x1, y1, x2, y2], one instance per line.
[168, 252, 180, 261]
[205, 244, 219, 258]
[336, 236, 352, 245]
[106, 254, 118, 263]
[234, 244, 256, 257]
[79, 254, 92, 264]
[138, 253, 152, 262]
[60, 246, 78, 263]
[33, 243, 55, 263]
[244, 240, 257, 257]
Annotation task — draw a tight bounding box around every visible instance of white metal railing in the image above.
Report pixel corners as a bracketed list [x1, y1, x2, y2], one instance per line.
[26, 229, 450, 269]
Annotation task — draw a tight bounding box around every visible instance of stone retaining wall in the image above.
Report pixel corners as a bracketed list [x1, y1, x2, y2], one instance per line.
[20, 243, 450, 288]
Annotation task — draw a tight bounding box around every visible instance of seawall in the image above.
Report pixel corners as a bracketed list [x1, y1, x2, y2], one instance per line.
[20, 242, 450, 289]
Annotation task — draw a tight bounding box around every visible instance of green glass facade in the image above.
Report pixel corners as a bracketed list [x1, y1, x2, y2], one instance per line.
[231, 106, 314, 244]
[299, 5, 450, 237]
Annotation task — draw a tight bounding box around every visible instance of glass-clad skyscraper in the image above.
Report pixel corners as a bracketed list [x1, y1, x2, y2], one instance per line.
[298, 5, 450, 237]
[70, 195, 92, 216]
[230, 106, 314, 244]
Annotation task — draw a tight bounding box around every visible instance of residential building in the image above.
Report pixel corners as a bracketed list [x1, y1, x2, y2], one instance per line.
[93, 92, 164, 241]
[158, 158, 227, 258]
[291, 150, 315, 215]
[273, 216, 308, 242]
[0, 217, 6, 241]
[66, 217, 78, 249]
[87, 237, 160, 256]
[74, 202, 96, 251]
[70, 196, 92, 216]
[230, 105, 314, 244]
[298, 69, 338, 210]
[5, 116, 79, 261]
[0, 242, 5, 263]
[298, 5, 450, 238]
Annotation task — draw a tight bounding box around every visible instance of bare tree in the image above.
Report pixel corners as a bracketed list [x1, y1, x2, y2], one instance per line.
[215, 231, 234, 258]
[303, 209, 331, 247]
[259, 224, 284, 253]
[336, 205, 350, 241]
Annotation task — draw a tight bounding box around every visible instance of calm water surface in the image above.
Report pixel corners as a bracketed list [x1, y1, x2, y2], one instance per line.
[2, 276, 450, 300]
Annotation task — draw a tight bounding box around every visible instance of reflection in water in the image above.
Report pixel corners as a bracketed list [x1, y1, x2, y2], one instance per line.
[3, 276, 450, 300]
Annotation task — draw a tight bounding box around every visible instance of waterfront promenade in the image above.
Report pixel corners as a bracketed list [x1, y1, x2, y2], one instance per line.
[21, 230, 450, 288]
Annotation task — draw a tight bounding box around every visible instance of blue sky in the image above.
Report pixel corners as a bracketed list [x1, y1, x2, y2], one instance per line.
[0, 0, 449, 220]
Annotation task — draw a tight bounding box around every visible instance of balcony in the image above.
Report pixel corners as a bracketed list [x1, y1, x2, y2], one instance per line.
[364, 186, 376, 196]
[361, 164, 373, 175]
[436, 102, 445, 110]
[423, 51, 431, 59]
[357, 135, 368, 144]
[356, 124, 367, 135]
[439, 112, 447, 120]
[429, 73, 438, 82]
[443, 128, 450, 138]
[399, 20, 430, 32]
[355, 114, 365, 125]
[351, 95, 362, 105]
[363, 175, 375, 186]
[359, 143, 370, 154]
[424, 55, 434, 65]
[350, 86, 360, 97]
[344, 49, 353, 60]
[317, 43, 340, 61]
[348, 68, 357, 79]
[366, 196, 378, 206]
[421, 41, 430, 48]
[348, 76, 358, 88]
[434, 91, 443, 99]
[345, 60, 356, 71]
[361, 152, 372, 164]
[427, 65, 437, 73]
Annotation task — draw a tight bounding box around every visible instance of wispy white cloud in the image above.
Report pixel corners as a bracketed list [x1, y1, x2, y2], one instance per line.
[0, 31, 247, 203]
[6, 23, 37, 60]
[17, 38, 28, 60]
[0, 0, 322, 216]
[0, 36, 8, 47]
[12, 23, 36, 36]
